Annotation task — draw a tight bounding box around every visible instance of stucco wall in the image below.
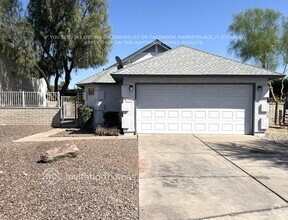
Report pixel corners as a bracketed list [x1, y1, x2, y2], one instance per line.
[0, 108, 60, 127]
[84, 83, 121, 126]
[121, 76, 270, 135]
[0, 52, 46, 92]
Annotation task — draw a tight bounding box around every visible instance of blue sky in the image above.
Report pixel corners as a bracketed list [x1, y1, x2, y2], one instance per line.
[22, 0, 288, 87]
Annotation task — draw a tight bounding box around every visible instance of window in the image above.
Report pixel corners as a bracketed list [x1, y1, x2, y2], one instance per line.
[88, 88, 94, 96]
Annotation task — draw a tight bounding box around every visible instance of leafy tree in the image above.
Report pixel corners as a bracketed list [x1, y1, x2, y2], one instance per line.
[0, 0, 112, 94]
[228, 8, 281, 70]
[0, 0, 38, 78]
[228, 8, 288, 125]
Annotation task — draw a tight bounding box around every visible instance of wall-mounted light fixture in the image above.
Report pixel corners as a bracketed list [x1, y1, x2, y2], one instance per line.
[257, 86, 262, 91]
[129, 85, 133, 91]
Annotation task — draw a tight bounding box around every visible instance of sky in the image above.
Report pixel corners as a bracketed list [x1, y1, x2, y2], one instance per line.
[21, 0, 288, 87]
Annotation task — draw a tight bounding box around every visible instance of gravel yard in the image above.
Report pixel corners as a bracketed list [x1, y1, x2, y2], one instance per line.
[0, 126, 138, 220]
[265, 127, 288, 146]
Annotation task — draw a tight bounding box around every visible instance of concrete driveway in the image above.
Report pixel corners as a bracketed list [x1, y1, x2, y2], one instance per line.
[139, 135, 288, 220]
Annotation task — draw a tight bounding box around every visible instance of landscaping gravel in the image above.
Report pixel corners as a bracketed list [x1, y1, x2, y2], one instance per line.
[265, 127, 288, 146]
[0, 126, 139, 220]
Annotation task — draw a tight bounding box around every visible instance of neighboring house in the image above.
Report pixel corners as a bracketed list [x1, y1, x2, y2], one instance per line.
[0, 52, 46, 92]
[77, 40, 282, 135]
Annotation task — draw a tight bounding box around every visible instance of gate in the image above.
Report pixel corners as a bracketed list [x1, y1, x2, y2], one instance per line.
[61, 96, 78, 127]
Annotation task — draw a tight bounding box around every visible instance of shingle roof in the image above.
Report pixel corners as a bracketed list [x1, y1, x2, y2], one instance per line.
[77, 67, 117, 85]
[113, 46, 282, 77]
[77, 39, 171, 85]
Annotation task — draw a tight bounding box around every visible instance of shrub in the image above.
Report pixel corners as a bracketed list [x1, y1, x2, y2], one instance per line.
[78, 105, 93, 128]
[95, 126, 120, 136]
[103, 111, 121, 128]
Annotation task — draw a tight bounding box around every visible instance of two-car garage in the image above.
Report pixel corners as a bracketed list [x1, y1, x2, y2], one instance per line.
[116, 46, 278, 135]
[136, 84, 253, 135]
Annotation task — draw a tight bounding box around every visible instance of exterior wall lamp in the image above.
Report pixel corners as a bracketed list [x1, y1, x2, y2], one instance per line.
[257, 86, 262, 91]
[129, 85, 133, 91]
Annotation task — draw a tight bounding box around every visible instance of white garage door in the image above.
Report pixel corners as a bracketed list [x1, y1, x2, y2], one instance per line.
[136, 84, 253, 134]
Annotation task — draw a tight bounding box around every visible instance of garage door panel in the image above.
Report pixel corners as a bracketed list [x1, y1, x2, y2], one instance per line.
[180, 98, 193, 107]
[168, 123, 179, 131]
[182, 86, 194, 94]
[153, 97, 167, 107]
[141, 110, 152, 118]
[222, 111, 233, 119]
[141, 123, 152, 131]
[220, 85, 251, 94]
[195, 111, 206, 119]
[222, 124, 233, 131]
[168, 110, 179, 118]
[195, 123, 206, 132]
[155, 110, 166, 118]
[209, 111, 220, 119]
[207, 87, 220, 94]
[235, 111, 245, 119]
[182, 111, 193, 118]
[154, 123, 165, 131]
[138, 99, 152, 108]
[181, 123, 193, 131]
[136, 84, 253, 134]
[235, 124, 245, 131]
[208, 124, 220, 132]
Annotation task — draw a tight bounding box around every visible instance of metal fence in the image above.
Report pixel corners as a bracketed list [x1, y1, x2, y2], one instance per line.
[0, 91, 60, 108]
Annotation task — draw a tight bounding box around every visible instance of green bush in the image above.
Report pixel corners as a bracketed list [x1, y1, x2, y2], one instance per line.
[78, 105, 93, 128]
[103, 111, 121, 128]
[95, 126, 120, 136]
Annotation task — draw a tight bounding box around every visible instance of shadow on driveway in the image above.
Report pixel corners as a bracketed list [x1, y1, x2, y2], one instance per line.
[195, 135, 288, 168]
[195, 135, 288, 202]
[139, 135, 288, 220]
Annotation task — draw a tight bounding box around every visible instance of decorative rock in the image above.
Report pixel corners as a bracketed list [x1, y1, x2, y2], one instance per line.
[40, 144, 79, 163]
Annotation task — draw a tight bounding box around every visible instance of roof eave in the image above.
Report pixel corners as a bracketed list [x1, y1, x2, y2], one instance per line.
[76, 81, 117, 86]
[111, 73, 284, 80]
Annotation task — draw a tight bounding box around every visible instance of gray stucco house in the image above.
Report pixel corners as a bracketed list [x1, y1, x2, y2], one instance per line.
[77, 40, 282, 135]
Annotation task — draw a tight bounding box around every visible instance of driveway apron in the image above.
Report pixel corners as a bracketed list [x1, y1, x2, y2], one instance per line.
[138, 135, 288, 220]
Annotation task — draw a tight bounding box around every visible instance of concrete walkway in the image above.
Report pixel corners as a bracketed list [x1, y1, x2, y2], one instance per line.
[14, 128, 136, 142]
[139, 135, 288, 220]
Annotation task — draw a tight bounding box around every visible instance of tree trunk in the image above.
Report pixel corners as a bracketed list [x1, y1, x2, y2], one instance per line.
[61, 59, 73, 95]
[60, 71, 71, 95]
[275, 101, 279, 126]
[35, 64, 52, 92]
[54, 73, 59, 92]
[268, 80, 281, 126]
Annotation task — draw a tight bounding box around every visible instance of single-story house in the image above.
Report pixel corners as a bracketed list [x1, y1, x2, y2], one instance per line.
[77, 40, 282, 135]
